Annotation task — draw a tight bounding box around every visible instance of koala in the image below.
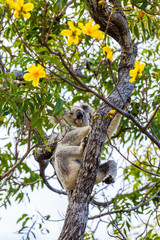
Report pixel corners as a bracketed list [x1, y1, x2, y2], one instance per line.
[51, 103, 118, 190]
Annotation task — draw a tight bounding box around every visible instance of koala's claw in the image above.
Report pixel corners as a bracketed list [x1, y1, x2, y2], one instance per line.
[82, 137, 88, 147]
[103, 175, 115, 184]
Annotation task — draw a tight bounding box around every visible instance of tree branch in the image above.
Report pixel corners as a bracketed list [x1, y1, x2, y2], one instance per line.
[89, 186, 160, 219]
[58, 1, 136, 239]
[0, 54, 6, 74]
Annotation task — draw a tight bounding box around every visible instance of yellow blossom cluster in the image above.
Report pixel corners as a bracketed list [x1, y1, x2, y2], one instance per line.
[7, 0, 34, 19]
[61, 20, 114, 61]
[23, 64, 46, 87]
[129, 60, 145, 83]
[61, 19, 104, 47]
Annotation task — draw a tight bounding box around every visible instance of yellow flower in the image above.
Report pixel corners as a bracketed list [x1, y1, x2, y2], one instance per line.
[152, 72, 158, 76]
[23, 64, 46, 87]
[104, 110, 116, 119]
[105, 110, 116, 118]
[79, 19, 104, 40]
[61, 21, 82, 46]
[98, 0, 106, 5]
[108, 110, 116, 115]
[7, 0, 34, 19]
[129, 60, 145, 83]
[102, 45, 113, 61]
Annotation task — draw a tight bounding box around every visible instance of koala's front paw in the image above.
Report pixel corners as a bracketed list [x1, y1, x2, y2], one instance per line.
[103, 175, 115, 184]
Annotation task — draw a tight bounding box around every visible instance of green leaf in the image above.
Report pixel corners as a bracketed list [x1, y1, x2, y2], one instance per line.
[31, 111, 40, 127]
[36, 118, 44, 138]
[17, 214, 28, 223]
[123, 0, 128, 7]
[140, 1, 150, 10]
[134, 24, 139, 39]
[52, 98, 63, 116]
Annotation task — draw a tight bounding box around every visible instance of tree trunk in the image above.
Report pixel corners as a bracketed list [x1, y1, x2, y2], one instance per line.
[59, 0, 137, 239]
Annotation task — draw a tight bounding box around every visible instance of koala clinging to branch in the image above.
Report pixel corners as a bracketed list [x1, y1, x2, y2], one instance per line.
[50, 103, 119, 190]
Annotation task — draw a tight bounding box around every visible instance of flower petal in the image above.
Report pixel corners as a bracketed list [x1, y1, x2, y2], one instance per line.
[23, 72, 32, 81]
[92, 24, 100, 31]
[140, 63, 145, 72]
[23, 3, 34, 11]
[91, 30, 103, 39]
[129, 69, 137, 77]
[67, 38, 74, 46]
[135, 60, 140, 71]
[73, 36, 79, 45]
[37, 64, 44, 70]
[107, 52, 113, 61]
[14, 10, 19, 18]
[32, 77, 39, 87]
[38, 72, 46, 78]
[75, 28, 82, 36]
[68, 21, 74, 30]
[85, 21, 92, 29]
[17, 0, 24, 7]
[61, 29, 72, 37]
[129, 77, 136, 83]
[12, 3, 21, 11]
[22, 12, 31, 19]
[78, 22, 84, 30]
[28, 65, 36, 73]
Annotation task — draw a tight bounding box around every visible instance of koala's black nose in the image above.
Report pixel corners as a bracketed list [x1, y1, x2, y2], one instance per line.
[76, 110, 83, 119]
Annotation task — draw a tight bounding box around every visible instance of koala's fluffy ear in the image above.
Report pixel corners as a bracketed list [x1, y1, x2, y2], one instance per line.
[80, 103, 94, 121]
[80, 103, 94, 114]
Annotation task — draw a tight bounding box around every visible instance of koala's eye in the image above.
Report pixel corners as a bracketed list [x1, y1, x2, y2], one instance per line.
[69, 112, 73, 115]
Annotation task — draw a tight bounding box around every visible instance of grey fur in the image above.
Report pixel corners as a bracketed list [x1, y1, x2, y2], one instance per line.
[51, 103, 119, 190]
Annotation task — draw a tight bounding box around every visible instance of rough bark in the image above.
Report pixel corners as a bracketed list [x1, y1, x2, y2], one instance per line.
[58, 1, 137, 239]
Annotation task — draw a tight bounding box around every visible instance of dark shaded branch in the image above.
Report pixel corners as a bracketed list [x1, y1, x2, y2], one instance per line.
[34, 146, 66, 195]
[0, 54, 6, 74]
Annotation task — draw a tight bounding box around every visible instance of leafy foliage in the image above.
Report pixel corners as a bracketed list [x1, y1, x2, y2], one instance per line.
[0, 0, 160, 239]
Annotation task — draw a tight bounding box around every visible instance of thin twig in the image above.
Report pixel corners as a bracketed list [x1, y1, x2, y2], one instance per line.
[108, 61, 128, 110]
[89, 188, 160, 219]
[45, 1, 73, 42]
[143, 105, 160, 130]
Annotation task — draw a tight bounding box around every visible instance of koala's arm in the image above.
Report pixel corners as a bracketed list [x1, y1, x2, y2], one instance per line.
[60, 126, 90, 146]
[107, 112, 122, 137]
[107, 99, 130, 138]
[56, 143, 85, 161]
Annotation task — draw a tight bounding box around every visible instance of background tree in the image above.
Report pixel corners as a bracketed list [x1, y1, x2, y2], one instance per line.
[0, 0, 160, 239]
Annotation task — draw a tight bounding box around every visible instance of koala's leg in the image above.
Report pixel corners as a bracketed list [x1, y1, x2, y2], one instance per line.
[95, 160, 117, 184]
[60, 126, 90, 146]
[55, 144, 85, 190]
